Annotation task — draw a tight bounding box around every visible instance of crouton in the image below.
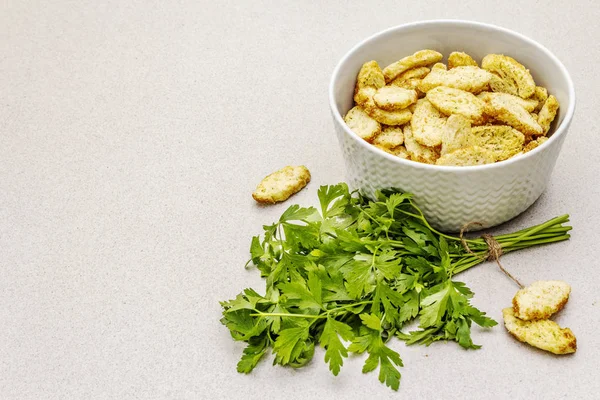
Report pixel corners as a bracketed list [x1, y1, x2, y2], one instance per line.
[418, 66, 493, 93]
[356, 60, 385, 90]
[470, 125, 525, 161]
[484, 95, 543, 136]
[448, 51, 478, 69]
[512, 280, 571, 320]
[436, 145, 495, 166]
[373, 86, 418, 111]
[482, 54, 536, 98]
[403, 124, 439, 164]
[411, 98, 447, 147]
[364, 103, 413, 126]
[354, 85, 376, 106]
[389, 67, 431, 85]
[383, 49, 443, 83]
[390, 78, 425, 98]
[344, 106, 381, 141]
[532, 86, 548, 112]
[252, 166, 311, 204]
[373, 125, 404, 149]
[427, 86, 486, 122]
[440, 114, 472, 156]
[478, 92, 539, 112]
[502, 307, 576, 355]
[523, 136, 549, 153]
[354, 87, 413, 126]
[374, 144, 410, 159]
[537, 95, 560, 135]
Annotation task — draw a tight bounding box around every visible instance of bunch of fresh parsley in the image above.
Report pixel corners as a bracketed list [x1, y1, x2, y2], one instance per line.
[220, 184, 571, 390]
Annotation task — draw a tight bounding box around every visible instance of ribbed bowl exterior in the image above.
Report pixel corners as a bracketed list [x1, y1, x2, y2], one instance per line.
[333, 115, 569, 232]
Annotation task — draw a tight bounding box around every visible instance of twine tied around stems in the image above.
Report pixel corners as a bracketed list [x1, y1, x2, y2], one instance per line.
[459, 222, 524, 289]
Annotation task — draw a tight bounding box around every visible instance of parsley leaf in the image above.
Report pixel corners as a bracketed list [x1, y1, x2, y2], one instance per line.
[318, 183, 350, 218]
[237, 335, 269, 373]
[320, 317, 354, 376]
[273, 323, 311, 366]
[349, 321, 403, 391]
[419, 282, 451, 328]
[279, 205, 319, 223]
[359, 313, 382, 330]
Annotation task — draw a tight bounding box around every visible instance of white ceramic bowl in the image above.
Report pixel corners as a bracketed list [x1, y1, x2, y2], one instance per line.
[329, 20, 575, 232]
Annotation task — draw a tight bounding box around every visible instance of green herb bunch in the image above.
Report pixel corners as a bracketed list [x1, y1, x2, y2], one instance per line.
[220, 184, 571, 390]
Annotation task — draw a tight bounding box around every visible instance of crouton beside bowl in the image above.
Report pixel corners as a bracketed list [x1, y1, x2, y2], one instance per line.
[329, 20, 575, 232]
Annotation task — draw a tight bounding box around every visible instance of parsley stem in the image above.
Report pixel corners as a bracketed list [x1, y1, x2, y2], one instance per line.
[453, 258, 486, 274]
[493, 226, 571, 239]
[404, 200, 481, 244]
[494, 215, 570, 248]
[502, 234, 571, 251]
[327, 300, 373, 314]
[250, 301, 374, 320]
[250, 312, 325, 319]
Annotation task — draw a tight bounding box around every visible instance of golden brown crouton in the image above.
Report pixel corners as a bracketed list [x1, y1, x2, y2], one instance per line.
[512, 281, 571, 321]
[373, 125, 404, 149]
[427, 86, 486, 122]
[482, 54, 536, 98]
[389, 67, 431, 85]
[390, 78, 426, 98]
[436, 145, 495, 166]
[448, 51, 478, 69]
[354, 87, 413, 126]
[486, 74, 516, 97]
[471, 114, 494, 126]
[532, 86, 548, 112]
[502, 307, 576, 355]
[354, 62, 385, 106]
[470, 125, 525, 161]
[478, 92, 539, 112]
[418, 66, 493, 93]
[252, 166, 311, 204]
[391, 145, 410, 159]
[364, 103, 413, 126]
[373, 86, 418, 111]
[383, 50, 443, 83]
[356, 60, 385, 90]
[374, 144, 410, 159]
[344, 106, 381, 141]
[354, 85, 376, 106]
[440, 114, 472, 156]
[389, 67, 430, 98]
[403, 124, 439, 164]
[484, 95, 543, 136]
[537, 95, 560, 135]
[523, 136, 549, 153]
[411, 98, 447, 147]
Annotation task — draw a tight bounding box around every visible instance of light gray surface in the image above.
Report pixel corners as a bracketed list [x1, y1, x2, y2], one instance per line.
[1, 1, 599, 399]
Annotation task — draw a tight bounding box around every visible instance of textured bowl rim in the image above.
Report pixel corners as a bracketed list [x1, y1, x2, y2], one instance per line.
[329, 19, 576, 171]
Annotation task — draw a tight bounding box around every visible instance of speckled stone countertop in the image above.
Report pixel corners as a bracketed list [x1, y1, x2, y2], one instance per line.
[2, 1, 599, 399]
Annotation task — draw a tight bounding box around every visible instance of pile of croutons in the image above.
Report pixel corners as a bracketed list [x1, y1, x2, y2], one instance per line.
[344, 50, 560, 166]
